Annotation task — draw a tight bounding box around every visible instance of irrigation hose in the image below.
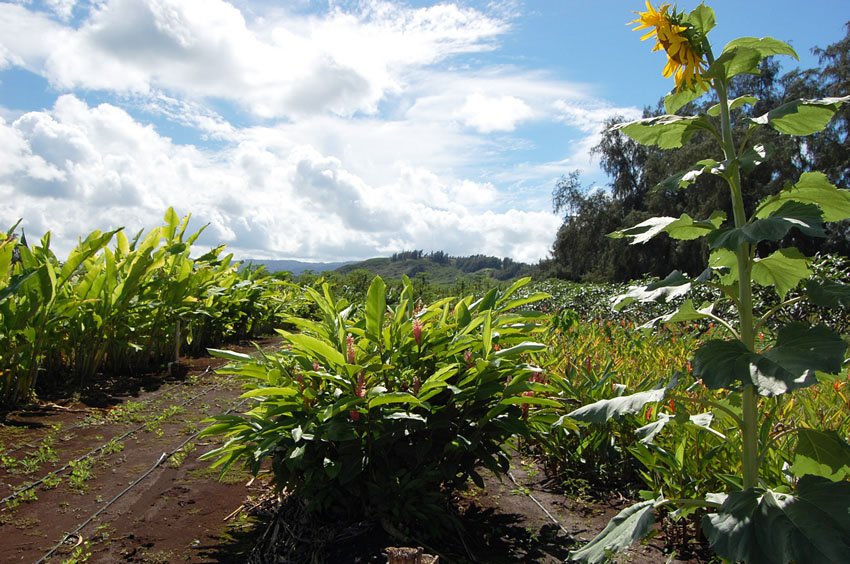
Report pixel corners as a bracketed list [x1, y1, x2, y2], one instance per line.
[0, 366, 215, 455]
[35, 394, 251, 563]
[507, 470, 574, 540]
[1, 368, 222, 506]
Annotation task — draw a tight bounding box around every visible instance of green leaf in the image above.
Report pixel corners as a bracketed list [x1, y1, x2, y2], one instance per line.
[241, 386, 299, 399]
[500, 396, 562, 408]
[756, 172, 850, 223]
[707, 95, 758, 117]
[753, 247, 812, 300]
[664, 87, 703, 115]
[705, 47, 761, 82]
[694, 324, 846, 396]
[639, 300, 713, 329]
[751, 323, 847, 396]
[284, 332, 346, 367]
[609, 212, 724, 244]
[568, 500, 656, 563]
[208, 348, 255, 362]
[702, 477, 850, 564]
[806, 279, 850, 308]
[367, 392, 420, 409]
[613, 115, 711, 149]
[738, 143, 770, 173]
[567, 388, 667, 424]
[655, 159, 721, 191]
[492, 341, 546, 358]
[751, 96, 850, 135]
[708, 201, 825, 250]
[792, 429, 850, 481]
[323, 457, 341, 479]
[722, 37, 798, 60]
[612, 271, 692, 311]
[693, 339, 752, 390]
[637, 412, 721, 444]
[684, 3, 715, 37]
[365, 276, 386, 341]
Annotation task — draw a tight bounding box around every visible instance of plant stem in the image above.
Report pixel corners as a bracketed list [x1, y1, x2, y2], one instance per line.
[715, 77, 759, 489]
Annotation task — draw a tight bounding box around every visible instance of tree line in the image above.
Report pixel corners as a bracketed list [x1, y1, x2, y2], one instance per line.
[541, 23, 850, 282]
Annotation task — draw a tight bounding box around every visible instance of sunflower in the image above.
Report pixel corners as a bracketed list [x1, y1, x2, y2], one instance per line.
[631, 2, 709, 91]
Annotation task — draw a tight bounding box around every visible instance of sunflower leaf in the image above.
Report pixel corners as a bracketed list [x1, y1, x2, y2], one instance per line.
[756, 172, 850, 223]
[707, 201, 825, 250]
[568, 500, 656, 563]
[702, 477, 850, 564]
[751, 96, 850, 135]
[613, 115, 712, 149]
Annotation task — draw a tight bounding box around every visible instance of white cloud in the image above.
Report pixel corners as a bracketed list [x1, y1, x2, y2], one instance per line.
[0, 1, 645, 263]
[457, 92, 533, 132]
[0, 0, 508, 118]
[0, 95, 559, 262]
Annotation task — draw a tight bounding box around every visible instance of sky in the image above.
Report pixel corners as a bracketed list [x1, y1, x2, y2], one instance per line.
[1, 0, 848, 263]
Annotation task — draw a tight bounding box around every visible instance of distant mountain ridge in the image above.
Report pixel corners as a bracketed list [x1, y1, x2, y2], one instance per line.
[240, 259, 353, 275]
[336, 251, 532, 283]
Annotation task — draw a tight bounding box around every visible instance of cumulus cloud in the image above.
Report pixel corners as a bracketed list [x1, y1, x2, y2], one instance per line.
[0, 0, 507, 118]
[0, 1, 644, 263]
[0, 95, 559, 262]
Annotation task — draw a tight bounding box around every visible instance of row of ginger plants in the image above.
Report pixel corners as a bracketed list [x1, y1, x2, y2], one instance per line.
[0, 208, 292, 407]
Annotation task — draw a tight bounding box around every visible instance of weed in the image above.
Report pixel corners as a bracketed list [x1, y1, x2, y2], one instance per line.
[68, 458, 94, 493]
[41, 473, 62, 490]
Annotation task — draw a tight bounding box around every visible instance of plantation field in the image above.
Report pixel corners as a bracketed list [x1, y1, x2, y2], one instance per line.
[2, 211, 850, 562]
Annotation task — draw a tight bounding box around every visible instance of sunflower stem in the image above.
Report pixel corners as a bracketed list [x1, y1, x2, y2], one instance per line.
[714, 75, 759, 491]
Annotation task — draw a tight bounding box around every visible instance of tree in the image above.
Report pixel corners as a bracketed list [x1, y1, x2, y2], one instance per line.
[548, 26, 850, 281]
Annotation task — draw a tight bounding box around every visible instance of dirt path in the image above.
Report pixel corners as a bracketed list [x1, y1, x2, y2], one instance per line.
[0, 341, 277, 563]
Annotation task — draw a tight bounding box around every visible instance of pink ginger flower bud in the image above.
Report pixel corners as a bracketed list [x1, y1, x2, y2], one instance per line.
[463, 350, 473, 367]
[412, 318, 423, 346]
[412, 376, 421, 395]
[346, 334, 356, 364]
[355, 373, 366, 398]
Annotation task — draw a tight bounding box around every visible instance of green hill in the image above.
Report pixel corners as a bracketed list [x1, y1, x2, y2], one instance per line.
[335, 251, 532, 284]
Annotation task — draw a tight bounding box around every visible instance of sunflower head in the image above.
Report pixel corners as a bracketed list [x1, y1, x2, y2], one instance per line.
[631, 2, 710, 92]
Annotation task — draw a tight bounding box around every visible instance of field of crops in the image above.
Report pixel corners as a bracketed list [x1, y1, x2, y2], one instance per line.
[2, 210, 849, 562]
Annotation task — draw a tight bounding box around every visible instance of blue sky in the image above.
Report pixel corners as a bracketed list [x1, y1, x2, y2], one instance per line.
[1, 0, 847, 262]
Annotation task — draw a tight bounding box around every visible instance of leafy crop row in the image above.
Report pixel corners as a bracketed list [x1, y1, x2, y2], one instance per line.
[0, 208, 293, 406]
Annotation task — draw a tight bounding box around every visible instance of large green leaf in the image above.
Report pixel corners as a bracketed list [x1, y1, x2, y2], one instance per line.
[284, 332, 346, 367]
[568, 500, 656, 563]
[707, 201, 825, 250]
[612, 271, 692, 311]
[751, 95, 850, 135]
[566, 388, 667, 425]
[722, 37, 798, 60]
[756, 172, 850, 223]
[609, 212, 724, 244]
[684, 3, 715, 37]
[705, 46, 762, 82]
[365, 276, 386, 342]
[636, 412, 721, 444]
[792, 429, 850, 481]
[694, 324, 846, 396]
[806, 279, 850, 308]
[639, 300, 714, 329]
[613, 115, 712, 149]
[692, 339, 752, 390]
[702, 477, 850, 564]
[753, 247, 812, 300]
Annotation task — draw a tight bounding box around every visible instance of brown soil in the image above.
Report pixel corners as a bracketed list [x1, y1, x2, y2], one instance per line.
[0, 341, 703, 563]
